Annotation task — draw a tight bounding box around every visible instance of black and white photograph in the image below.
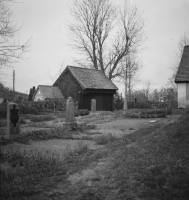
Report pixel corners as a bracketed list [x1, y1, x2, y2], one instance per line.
[0, 0, 189, 199]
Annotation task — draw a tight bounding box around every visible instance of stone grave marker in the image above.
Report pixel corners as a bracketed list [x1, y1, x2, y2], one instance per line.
[91, 99, 96, 112]
[134, 98, 137, 108]
[64, 97, 77, 129]
[6, 102, 20, 139]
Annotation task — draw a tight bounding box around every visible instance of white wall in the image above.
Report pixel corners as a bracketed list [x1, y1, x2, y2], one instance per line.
[33, 89, 44, 101]
[177, 83, 186, 108]
[186, 83, 189, 107]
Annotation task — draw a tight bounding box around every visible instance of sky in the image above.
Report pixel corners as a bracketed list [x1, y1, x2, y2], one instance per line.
[2, 0, 189, 94]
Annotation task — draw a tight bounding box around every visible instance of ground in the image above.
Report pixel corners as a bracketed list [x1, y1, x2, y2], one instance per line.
[1, 110, 189, 200]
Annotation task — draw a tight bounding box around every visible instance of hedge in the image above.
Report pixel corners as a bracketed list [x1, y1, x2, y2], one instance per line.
[0, 103, 7, 118]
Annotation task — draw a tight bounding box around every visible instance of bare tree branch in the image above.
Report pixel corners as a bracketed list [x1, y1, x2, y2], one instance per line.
[68, 0, 145, 80]
[0, 0, 31, 81]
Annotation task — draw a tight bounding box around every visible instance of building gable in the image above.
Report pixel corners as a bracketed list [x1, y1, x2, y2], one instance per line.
[175, 45, 189, 83]
[33, 85, 64, 101]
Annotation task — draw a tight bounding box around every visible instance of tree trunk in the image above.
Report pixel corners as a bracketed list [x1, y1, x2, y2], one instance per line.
[123, 73, 128, 115]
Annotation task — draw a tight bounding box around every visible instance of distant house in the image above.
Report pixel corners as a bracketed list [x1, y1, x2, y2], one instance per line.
[53, 66, 118, 111]
[175, 45, 189, 108]
[32, 85, 64, 101]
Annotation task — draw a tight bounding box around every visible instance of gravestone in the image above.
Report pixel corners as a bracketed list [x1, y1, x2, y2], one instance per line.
[167, 100, 172, 115]
[134, 98, 137, 108]
[64, 97, 77, 129]
[91, 99, 96, 112]
[6, 102, 20, 139]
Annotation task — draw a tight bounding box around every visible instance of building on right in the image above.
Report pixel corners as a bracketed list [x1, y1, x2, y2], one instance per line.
[175, 45, 189, 108]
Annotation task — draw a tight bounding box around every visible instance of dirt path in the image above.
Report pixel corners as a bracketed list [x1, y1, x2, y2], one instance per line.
[66, 115, 181, 184]
[2, 114, 181, 200]
[27, 114, 181, 200]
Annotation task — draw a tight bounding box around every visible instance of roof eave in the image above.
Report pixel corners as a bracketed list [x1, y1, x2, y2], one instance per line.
[175, 80, 189, 83]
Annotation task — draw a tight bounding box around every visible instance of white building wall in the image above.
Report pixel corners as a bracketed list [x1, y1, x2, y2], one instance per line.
[33, 90, 44, 101]
[177, 83, 186, 108]
[186, 83, 189, 107]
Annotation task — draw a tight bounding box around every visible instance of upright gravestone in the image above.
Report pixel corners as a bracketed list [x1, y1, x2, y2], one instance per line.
[91, 99, 96, 112]
[167, 100, 172, 115]
[6, 102, 20, 139]
[65, 97, 77, 129]
[134, 98, 137, 108]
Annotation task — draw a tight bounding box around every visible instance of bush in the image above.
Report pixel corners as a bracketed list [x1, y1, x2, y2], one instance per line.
[114, 99, 123, 110]
[137, 101, 152, 109]
[127, 101, 135, 109]
[65, 142, 90, 158]
[19, 104, 38, 115]
[0, 103, 7, 118]
[75, 109, 89, 116]
[29, 115, 55, 122]
[94, 133, 118, 145]
[125, 109, 167, 118]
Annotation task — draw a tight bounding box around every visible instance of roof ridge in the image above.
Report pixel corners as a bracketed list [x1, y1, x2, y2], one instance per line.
[68, 65, 101, 71]
[38, 85, 58, 87]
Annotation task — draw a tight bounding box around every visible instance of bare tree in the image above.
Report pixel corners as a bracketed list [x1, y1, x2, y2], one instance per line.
[120, 55, 141, 113]
[68, 0, 145, 80]
[142, 80, 152, 101]
[0, 0, 30, 80]
[168, 33, 189, 87]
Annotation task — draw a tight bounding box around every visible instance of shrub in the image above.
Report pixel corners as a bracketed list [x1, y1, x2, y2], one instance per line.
[125, 109, 167, 118]
[29, 115, 55, 122]
[114, 99, 123, 110]
[127, 101, 135, 109]
[94, 133, 118, 145]
[137, 101, 152, 109]
[19, 104, 38, 115]
[0, 119, 6, 127]
[65, 142, 90, 158]
[75, 109, 89, 116]
[0, 103, 7, 118]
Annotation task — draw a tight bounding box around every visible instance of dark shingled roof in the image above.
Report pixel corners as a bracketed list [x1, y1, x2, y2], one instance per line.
[57, 66, 118, 90]
[34, 85, 64, 99]
[175, 45, 189, 83]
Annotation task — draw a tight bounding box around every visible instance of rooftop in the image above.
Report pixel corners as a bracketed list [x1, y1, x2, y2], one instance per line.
[175, 45, 189, 83]
[34, 85, 64, 99]
[62, 66, 118, 90]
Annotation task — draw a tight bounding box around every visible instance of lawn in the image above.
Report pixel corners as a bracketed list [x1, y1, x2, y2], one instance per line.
[1, 109, 188, 200]
[70, 110, 189, 200]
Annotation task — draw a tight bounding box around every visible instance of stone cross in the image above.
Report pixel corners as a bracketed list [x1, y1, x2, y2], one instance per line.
[91, 99, 96, 112]
[6, 103, 20, 139]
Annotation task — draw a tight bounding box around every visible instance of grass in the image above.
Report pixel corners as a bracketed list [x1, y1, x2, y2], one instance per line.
[0, 127, 72, 145]
[50, 111, 189, 200]
[0, 142, 93, 200]
[0, 127, 95, 145]
[65, 142, 90, 158]
[0, 147, 61, 200]
[125, 108, 167, 118]
[78, 111, 189, 200]
[21, 114, 55, 122]
[94, 133, 118, 145]
[1, 109, 188, 199]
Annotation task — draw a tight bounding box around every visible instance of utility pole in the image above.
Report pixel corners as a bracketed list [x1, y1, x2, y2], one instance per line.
[13, 70, 15, 101]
